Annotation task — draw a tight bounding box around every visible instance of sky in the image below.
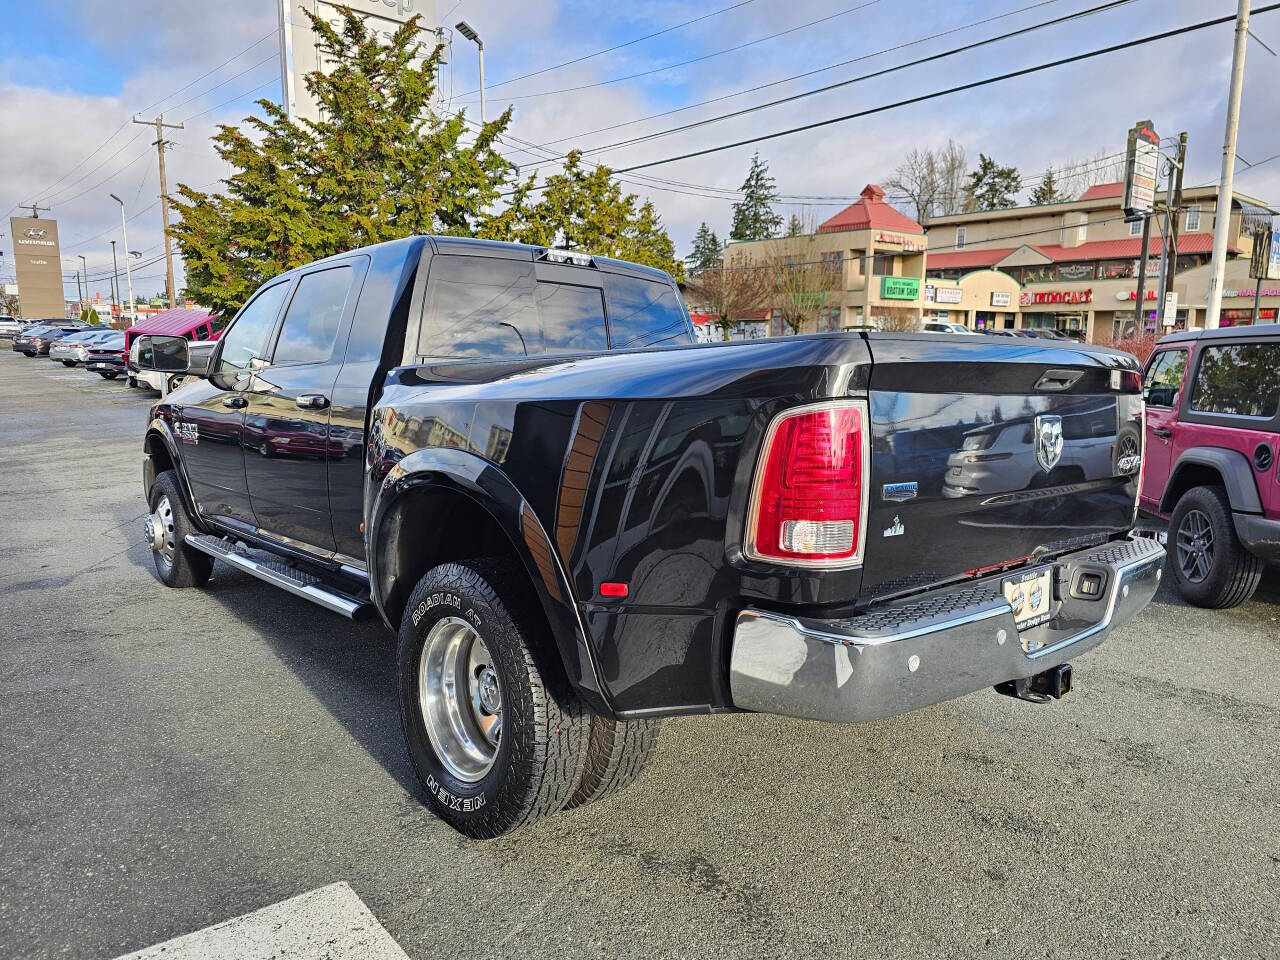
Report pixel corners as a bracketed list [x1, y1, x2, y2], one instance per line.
[3, 0, 1279, 304]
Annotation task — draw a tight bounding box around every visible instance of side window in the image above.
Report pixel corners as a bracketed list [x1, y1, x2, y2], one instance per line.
[1190, 343, 1280, 417]
[535, 281, 607, 353]
[602, 273, 692, 350]
[1143, 349, 1188, 407]
[419, 257, 536, 358]
[272, 266, 354, 365]
[216, 282, 290, 373]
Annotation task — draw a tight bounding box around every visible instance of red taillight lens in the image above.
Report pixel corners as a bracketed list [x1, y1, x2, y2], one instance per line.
[746, 400, 868, 566]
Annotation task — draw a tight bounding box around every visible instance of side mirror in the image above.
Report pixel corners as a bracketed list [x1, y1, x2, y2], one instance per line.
[130, 334, 189, 373]
[186, 339, 216, 377]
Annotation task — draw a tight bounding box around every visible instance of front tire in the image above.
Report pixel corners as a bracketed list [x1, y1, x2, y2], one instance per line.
[145, 470, 214, 588]
[1168, 485, 1262, 608]
[398, 560, 586, 839]
[62, 360, 76, 367]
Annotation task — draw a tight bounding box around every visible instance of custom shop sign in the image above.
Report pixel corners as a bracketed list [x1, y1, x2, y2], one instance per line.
[881, 276, 921, 300]
[1019, 289, 1093, 306]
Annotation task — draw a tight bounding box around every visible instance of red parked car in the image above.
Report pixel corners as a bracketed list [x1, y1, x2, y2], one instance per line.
[1139, 324, 1280, 607]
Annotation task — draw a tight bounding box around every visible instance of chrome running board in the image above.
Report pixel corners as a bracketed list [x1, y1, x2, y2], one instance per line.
[184, 534, 371, 620]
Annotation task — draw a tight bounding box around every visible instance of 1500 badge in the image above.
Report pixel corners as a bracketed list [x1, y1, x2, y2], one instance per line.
[177, 422, 199, 445]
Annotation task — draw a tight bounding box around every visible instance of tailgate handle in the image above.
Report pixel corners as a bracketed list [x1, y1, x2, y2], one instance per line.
[1035, 369, 1083, 392]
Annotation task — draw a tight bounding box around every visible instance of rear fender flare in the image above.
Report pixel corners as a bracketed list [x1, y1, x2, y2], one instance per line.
[1161, 447, 1263, 515]
[368, 446, 612, 715]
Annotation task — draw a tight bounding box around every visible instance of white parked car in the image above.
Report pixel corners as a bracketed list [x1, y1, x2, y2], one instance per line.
[923, 320, 977, 335]
[0, 315, 24, 339]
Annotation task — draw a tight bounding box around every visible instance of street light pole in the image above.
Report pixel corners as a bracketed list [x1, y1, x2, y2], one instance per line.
[109, 194, 135, 324]
[1206, 0, 1251, 329]
[456, 21, 485, 123]
[109, 240, 120, 314]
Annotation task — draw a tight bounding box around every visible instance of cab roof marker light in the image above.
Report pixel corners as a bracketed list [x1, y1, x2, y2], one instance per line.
[540, 248, 596, 267]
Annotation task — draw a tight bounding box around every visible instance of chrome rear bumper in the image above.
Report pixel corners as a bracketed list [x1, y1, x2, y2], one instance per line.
[730, 535, 1165, 724]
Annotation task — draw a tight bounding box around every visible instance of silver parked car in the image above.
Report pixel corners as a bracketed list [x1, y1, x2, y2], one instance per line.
[49, 329, 122, 366]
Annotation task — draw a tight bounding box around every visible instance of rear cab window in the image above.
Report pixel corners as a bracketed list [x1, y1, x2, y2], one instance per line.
[601, 272, 692, 349]
[1143, 348, 1189, 407]
[418, 257, 607, 358]
[1189, 342, 1280, 418]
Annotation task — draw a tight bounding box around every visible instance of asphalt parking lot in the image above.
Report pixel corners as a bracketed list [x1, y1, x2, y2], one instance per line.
[1, 349, 1277, 960]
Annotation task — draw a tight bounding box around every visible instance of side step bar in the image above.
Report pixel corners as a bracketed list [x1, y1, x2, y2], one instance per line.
[185, 534, 371, 620]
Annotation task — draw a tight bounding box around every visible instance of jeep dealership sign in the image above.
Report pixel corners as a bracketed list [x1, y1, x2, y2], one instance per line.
[8, 217, 65, 319]
[279, 0, 440, 123]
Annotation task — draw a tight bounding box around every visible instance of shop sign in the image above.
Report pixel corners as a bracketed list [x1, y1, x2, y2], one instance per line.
[881, 276, 921, 300]
[1122, 119, 1159, 218]
[1162, 291, 1178, 327]
[991, 291, 1012, 307]
[1222, 287, 1280, 298]
[1019, 289, 1093, 306]
[875, 231, 925, 252]
[933, 286, 962, 304]
[1119, 289, 1159, 301]
[1058, 263, 1095, 282]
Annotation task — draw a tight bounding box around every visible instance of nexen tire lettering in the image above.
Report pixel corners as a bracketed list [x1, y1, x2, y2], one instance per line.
[425, 774, 486, 812]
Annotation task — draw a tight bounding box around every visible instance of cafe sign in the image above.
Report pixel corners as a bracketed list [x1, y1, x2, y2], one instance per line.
[881, 276, 921, 300]
[875, 231, 925, 252]
[1019, 289, 1093, 306]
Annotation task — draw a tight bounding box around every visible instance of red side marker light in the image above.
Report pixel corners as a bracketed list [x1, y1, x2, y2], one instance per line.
[600, 582, 628, 598]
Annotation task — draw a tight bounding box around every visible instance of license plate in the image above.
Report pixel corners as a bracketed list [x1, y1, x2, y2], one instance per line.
[1003, 568, 1053, 631]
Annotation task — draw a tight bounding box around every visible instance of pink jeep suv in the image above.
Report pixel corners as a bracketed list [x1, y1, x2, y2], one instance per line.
[1140, 324, 1280, 607]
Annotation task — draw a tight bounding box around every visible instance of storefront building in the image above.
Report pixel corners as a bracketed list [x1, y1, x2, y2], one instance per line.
[723, 184, 929, 332]
[923, 183, 1276, 339]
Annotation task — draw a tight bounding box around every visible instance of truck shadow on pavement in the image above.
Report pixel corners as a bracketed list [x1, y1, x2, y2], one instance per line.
[189, 563, 423, 796]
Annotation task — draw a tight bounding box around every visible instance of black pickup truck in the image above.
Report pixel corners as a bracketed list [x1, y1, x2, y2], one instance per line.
[133, 236, 1163, 838]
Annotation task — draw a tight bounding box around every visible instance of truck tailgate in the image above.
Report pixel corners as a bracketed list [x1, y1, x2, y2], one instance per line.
[861, 335, 1143, 600]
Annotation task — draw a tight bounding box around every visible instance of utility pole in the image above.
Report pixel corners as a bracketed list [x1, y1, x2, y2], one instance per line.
[74, 269, 84, 308]
[78, 255, 87, 311]
[1206, 0, 1251, 329]
[17, 203, 50, 219]
[1155, 137, 1184, 331]
[109, 193, 134, 323]
[109, 240, 120, 313]
[1133, 214, 1152, 336]
[133, 114, 184, 308]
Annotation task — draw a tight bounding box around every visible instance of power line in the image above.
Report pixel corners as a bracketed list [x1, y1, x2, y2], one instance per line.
[463, 0, 884, 104]
[179, 78, 279, 124]
[613, 4, 1280, 174]
[462, 0, 758, 96]
[528, 0, 1069, 151]
[517, 0, 1141, 177]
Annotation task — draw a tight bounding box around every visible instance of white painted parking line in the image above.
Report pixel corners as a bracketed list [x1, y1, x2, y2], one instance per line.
[113, 882, 410, 960]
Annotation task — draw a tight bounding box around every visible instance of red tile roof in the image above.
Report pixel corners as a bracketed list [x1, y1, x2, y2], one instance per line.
[1078, 182, 1124, 201]
[818, 184, 924, 235]
[927, 233, 1220, 270]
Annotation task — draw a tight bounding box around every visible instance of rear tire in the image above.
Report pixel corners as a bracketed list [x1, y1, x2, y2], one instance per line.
[566, 715, 660, 809]
[397, 560, 587, 839]
[1167, 485, 1262, 609]
[146, 470, 214, 588]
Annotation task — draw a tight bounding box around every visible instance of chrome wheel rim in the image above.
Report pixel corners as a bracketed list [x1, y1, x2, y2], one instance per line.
[418, 617, 502, 783]
[1176, 508, 1214, 584]
[147, 496, 177, 569]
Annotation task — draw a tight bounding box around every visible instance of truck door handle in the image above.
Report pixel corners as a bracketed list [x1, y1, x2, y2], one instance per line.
[222, 395, 248, 409]
[1152, 428, 1172, 438]
[296, 394, 330, 410]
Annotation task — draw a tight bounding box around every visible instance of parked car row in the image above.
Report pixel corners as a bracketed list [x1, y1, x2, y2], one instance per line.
[8, 309, 224, 390]
[920, 321, 1084, 340]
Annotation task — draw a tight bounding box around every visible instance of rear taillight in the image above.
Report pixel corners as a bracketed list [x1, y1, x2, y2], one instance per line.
[745, 400, 869, 567]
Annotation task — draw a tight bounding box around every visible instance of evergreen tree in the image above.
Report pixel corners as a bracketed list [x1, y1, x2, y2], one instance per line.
[963, 154, 1021, 211]
[729, 152, 783, 240]
[784, 213, 804, 237]
[690, 221, 722, 273]
[513, 152, 683, 280]
[172, 8, 682, 312]
[1028, 166, 1065, 206]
